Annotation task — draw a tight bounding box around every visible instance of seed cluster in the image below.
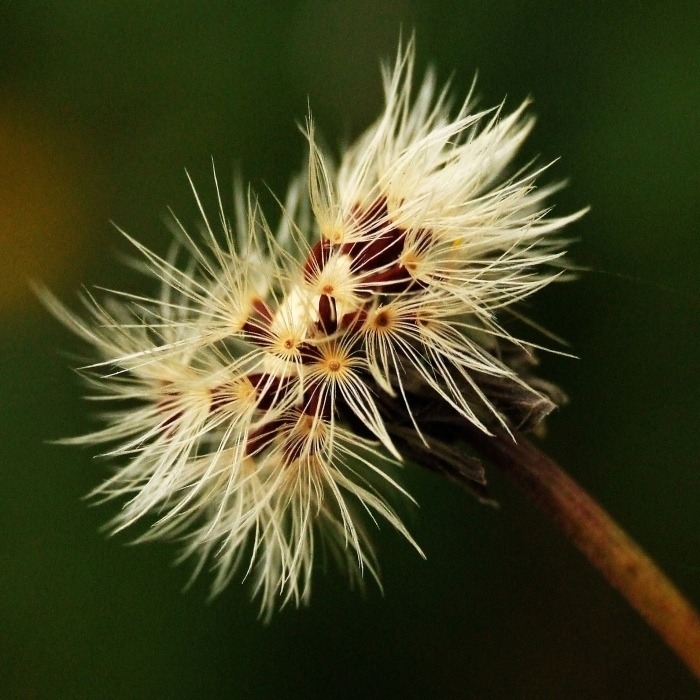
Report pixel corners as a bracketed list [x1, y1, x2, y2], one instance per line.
[226, 196, 435, 465]
[45, 39, 581, 616]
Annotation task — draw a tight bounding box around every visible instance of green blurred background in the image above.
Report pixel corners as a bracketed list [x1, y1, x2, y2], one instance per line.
[1, 2, 698, 698]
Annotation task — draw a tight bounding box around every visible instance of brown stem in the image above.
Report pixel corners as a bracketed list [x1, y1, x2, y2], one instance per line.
[461, 425, 700, 680]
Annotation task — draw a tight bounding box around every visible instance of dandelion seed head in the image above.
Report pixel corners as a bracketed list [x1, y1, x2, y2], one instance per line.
[45, 36, 583, 617]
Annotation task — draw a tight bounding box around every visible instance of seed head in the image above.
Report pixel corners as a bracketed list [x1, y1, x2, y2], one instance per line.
[44, 37, 583, 617]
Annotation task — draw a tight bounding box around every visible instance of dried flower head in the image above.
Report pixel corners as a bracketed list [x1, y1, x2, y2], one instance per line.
[45, 38, 583, 617]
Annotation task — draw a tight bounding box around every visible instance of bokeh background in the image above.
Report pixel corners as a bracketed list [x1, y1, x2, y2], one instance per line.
[1, 2, 698, 698]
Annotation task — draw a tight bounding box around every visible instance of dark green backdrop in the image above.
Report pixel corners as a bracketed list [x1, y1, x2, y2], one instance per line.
[1, 2, 698, 698]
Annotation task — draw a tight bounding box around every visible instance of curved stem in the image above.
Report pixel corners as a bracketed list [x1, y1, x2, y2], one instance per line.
[461, 426, 700, 680]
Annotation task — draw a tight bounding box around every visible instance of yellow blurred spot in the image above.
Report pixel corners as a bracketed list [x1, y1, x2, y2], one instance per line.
[0, 102, 90, 312]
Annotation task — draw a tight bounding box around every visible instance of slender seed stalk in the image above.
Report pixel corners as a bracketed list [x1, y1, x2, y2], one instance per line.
[439, 425, 700, 680]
